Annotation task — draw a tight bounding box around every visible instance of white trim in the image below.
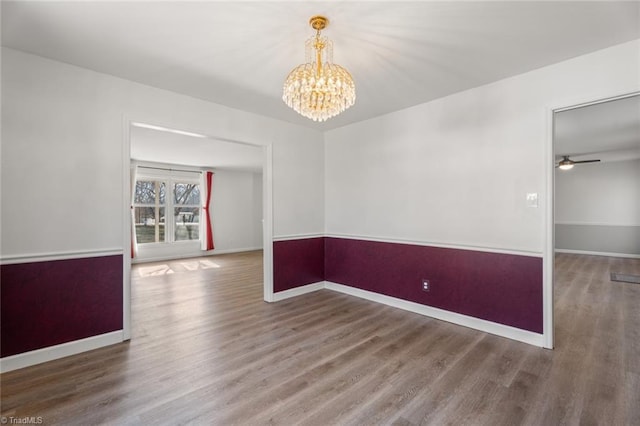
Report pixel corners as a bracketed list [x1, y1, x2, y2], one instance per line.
[263, 143, 274, 303]
[543, 102, 555, 349]
[272, 282, 325, 301]
[555, 221, 640, 227]
[273, 233, 325, 242]
[213, 246, 264, 255]
[546, 90, 640, 350]
[325, 233, 543, 258]
[123, 116, 132, 341]
[553, 91, 640, 113]
[555, 248, 640, 259]
[0, 331, 124, 373]
[324, 282, 545, 347]
[0, 249, 124, 265]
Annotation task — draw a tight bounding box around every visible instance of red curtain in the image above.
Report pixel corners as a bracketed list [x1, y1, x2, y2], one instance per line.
[203, 171, 215, 250]
[130, 163, 139, 259]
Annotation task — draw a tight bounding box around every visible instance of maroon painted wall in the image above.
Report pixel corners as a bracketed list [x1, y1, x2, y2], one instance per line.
[324, 237, 543, 333]
[272, 236, 542, 333]
[273, 238, 325, 292]
[1, 255, 123, 357]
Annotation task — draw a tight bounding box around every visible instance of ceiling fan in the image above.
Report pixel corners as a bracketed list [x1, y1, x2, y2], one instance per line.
[556, 155, 600, 170]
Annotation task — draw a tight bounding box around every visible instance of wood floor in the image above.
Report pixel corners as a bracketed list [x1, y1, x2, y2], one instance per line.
[1, 251, 639, 425]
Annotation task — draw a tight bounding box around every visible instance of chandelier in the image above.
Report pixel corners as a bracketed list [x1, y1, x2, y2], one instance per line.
[283, 16, 356, 122]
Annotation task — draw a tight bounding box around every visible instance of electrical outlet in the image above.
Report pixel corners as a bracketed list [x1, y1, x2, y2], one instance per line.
[422, 279, 430, 292]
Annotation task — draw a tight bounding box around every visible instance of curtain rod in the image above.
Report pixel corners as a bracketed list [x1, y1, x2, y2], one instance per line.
[137, 165, 203, 174]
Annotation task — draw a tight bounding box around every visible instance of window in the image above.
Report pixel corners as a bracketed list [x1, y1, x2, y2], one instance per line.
[134, 180, 166, 244]
[133, 170, 202, 245]
[173, 183, 200, 241]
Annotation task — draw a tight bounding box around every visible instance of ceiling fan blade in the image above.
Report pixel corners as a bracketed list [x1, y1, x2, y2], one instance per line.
[573, 159, 601, 164]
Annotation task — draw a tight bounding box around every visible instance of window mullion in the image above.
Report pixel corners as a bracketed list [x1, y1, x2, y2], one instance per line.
[168, 178, 174, 243]
[155, 181, 160, 243]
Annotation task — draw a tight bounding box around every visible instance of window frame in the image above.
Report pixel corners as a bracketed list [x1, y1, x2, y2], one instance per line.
[133, 166, 203, 246]
[133, 180, 167, 244]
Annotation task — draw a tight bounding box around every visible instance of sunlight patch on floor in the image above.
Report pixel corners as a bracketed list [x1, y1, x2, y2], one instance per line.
[138, 264, 175, 277]
[135, 259, 221, 276]
[179, 260, 221, 271]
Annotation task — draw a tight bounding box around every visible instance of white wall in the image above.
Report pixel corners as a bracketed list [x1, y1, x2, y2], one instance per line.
[252, 171, 264, 245]
[555, 159, 640, 255]
[555, 159, 640, 226]
[1, 48, 324, 259]
[211, 169, 263, 253]
[2, 40, 638, 259]
[324, 40, 640, 254]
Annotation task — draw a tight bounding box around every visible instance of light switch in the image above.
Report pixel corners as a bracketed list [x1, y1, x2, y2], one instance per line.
[526, 193, 539, 208]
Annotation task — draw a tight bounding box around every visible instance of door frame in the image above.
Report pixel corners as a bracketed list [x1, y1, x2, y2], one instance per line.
[122, 118, 274, 340]
[544, 89, 639, 349]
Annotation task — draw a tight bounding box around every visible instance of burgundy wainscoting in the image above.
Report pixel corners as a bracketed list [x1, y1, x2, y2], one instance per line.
[324, 237, 543, 333]
[273, 238, 325, 292]
[1, 255, 123, 357]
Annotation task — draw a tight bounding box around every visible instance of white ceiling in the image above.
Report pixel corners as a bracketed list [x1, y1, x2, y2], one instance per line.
[554, 94, 640, 163]
[130, 125, 263, 172]
[3, 1, 639, 132]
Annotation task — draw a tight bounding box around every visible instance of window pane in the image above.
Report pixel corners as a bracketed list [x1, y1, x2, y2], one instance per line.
[174, 183, 200, 205]
[135, 181, 166, 205]
[135, 181, 155, 204]
[135, 207, 165, 243]
[174, 207, 199, 241]
[159, 183, 166, 204]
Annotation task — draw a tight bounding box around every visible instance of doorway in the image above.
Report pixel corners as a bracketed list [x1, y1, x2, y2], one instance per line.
[548, 92, 640, 349]
[122, 121, 274, 340]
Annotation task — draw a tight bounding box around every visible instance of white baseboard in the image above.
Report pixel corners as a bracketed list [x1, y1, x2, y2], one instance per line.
[0, 330, 124, 373]
[272, 282, 325, 301]
[211, 246, 263, 255]
[324, 282, 545, 347]
[555, 248, 640, 259]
